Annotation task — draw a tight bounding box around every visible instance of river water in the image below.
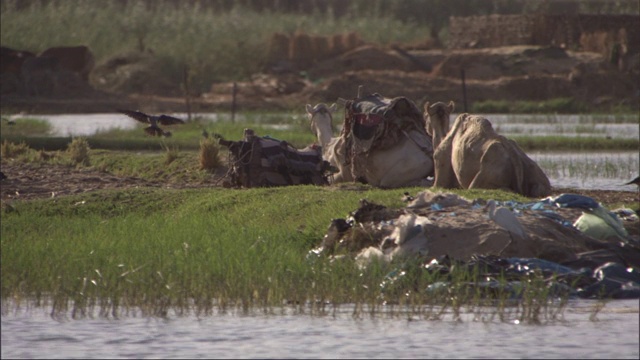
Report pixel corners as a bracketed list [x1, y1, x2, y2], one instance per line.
[1, 300, 638, 359]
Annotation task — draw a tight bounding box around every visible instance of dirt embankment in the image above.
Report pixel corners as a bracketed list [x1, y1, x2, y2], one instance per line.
[1, 43, 638, 114]
[1, 161, 637, 207]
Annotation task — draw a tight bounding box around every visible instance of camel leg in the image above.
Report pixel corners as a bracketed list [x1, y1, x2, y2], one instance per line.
[467, 143, 513, 190]
[433, 145, 460, 189]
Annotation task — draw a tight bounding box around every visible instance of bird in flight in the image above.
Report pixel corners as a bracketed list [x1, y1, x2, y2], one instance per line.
[117, 109, 185, 137]
[2, 117, 16, 126]
[623, 176, 640, 187]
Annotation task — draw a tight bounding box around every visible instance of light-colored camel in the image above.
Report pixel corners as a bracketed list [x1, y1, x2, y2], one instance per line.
[424, 101, 551, 197]
[307, 102, 434, 188]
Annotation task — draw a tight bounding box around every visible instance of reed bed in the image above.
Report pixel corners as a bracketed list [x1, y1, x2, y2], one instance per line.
[491, 113, 639, 124]
[471, 98, 638, 115]
[2, 184, 585, 322]
[534, 151, 639, 180]
[1, 115, 634, 322]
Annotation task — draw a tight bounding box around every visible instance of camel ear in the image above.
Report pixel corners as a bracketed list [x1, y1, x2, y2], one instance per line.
[447, 101, 455, 113]
[329, 103, 337, 112]
[306, 104, 313, 114]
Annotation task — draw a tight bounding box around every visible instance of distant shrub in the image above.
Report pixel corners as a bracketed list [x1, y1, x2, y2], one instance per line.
[199, 137, 221, 171]
[1, 140, 31, 159]
[162, 143, 179, 165]
[67, 137, 90, 165]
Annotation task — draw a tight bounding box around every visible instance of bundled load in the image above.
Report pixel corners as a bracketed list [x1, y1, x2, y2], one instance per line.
[310, 190, 640, 299]
[338, 92, 434, 183]
[218, 128, 332, 188]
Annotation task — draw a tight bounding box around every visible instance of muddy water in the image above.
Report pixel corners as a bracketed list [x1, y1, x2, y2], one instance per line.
[1, 300, 638, 359]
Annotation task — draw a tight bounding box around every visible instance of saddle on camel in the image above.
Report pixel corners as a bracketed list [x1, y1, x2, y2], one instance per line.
[308, 92, 434, 188]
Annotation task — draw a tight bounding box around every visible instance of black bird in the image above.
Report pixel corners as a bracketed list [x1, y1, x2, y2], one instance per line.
[117, 109, 185, 137]
[623, 176, 640, 187]
[2, 117, 15, 126]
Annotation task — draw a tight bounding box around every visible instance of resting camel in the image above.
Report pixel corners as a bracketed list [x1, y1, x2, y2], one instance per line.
[307, 102, 434, 188]
[424, 101, 551, 197]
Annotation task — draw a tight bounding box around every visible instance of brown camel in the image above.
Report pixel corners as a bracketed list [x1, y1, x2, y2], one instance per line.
[424, 101, 551, 197]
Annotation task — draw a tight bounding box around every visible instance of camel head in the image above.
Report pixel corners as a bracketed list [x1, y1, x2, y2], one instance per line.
[424, 101, 454, 148]
[306, 102, 337, 147]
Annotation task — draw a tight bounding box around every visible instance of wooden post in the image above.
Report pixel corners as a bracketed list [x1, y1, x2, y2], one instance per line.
[461, 68, 468, 113]
[231, 82, 238, 123]
[183, 64, 192, 122]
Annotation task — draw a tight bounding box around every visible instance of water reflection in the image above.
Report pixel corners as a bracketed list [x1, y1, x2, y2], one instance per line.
[1, 300, 638, 359]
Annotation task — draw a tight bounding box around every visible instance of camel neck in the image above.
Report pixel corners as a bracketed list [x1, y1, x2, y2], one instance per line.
[313, 116, 334, 148]
[432, 129, 447, 149]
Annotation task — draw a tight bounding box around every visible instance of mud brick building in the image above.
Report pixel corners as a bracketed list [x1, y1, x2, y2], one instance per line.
[448, 14, 639, 59]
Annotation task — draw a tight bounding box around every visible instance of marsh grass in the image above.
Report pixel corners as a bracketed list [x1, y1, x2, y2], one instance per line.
[67, 137, 90, 165]
[535, 151, 639, 180]
[199, 137, 221, 171]
[471, 98, 590, 114]
[2, 117, 637, 153]
[1, 140, 30, 158]
[0, 117, 51, 136]
[509, 136, 638, 151]
[161, 142, 179, 165]
[0, 183, 590, 322]
[0, 118, 634, 321]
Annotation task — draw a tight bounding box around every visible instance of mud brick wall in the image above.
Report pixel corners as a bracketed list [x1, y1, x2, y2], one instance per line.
[449, 14, 639, 55]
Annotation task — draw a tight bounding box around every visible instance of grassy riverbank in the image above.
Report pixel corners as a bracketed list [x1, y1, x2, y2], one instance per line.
[2, 116, 638, 152]
[2, 183, 580, 321]
[1, 115, 635, 321]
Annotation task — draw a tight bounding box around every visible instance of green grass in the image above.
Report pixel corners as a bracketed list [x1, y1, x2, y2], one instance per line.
[1, 114, 637, 152]
[2, 184, 571, 321]
[535, 152, 639, 180]
[1, 140, 626, 321]
[0, 118, 52, 136]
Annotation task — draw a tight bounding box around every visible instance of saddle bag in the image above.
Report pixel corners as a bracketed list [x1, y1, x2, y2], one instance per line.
[340, 93, 433, 179]
[218, 129, 331, 188]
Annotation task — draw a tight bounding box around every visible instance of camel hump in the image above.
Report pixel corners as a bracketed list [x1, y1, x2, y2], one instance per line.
[502, 137, 552, 197]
